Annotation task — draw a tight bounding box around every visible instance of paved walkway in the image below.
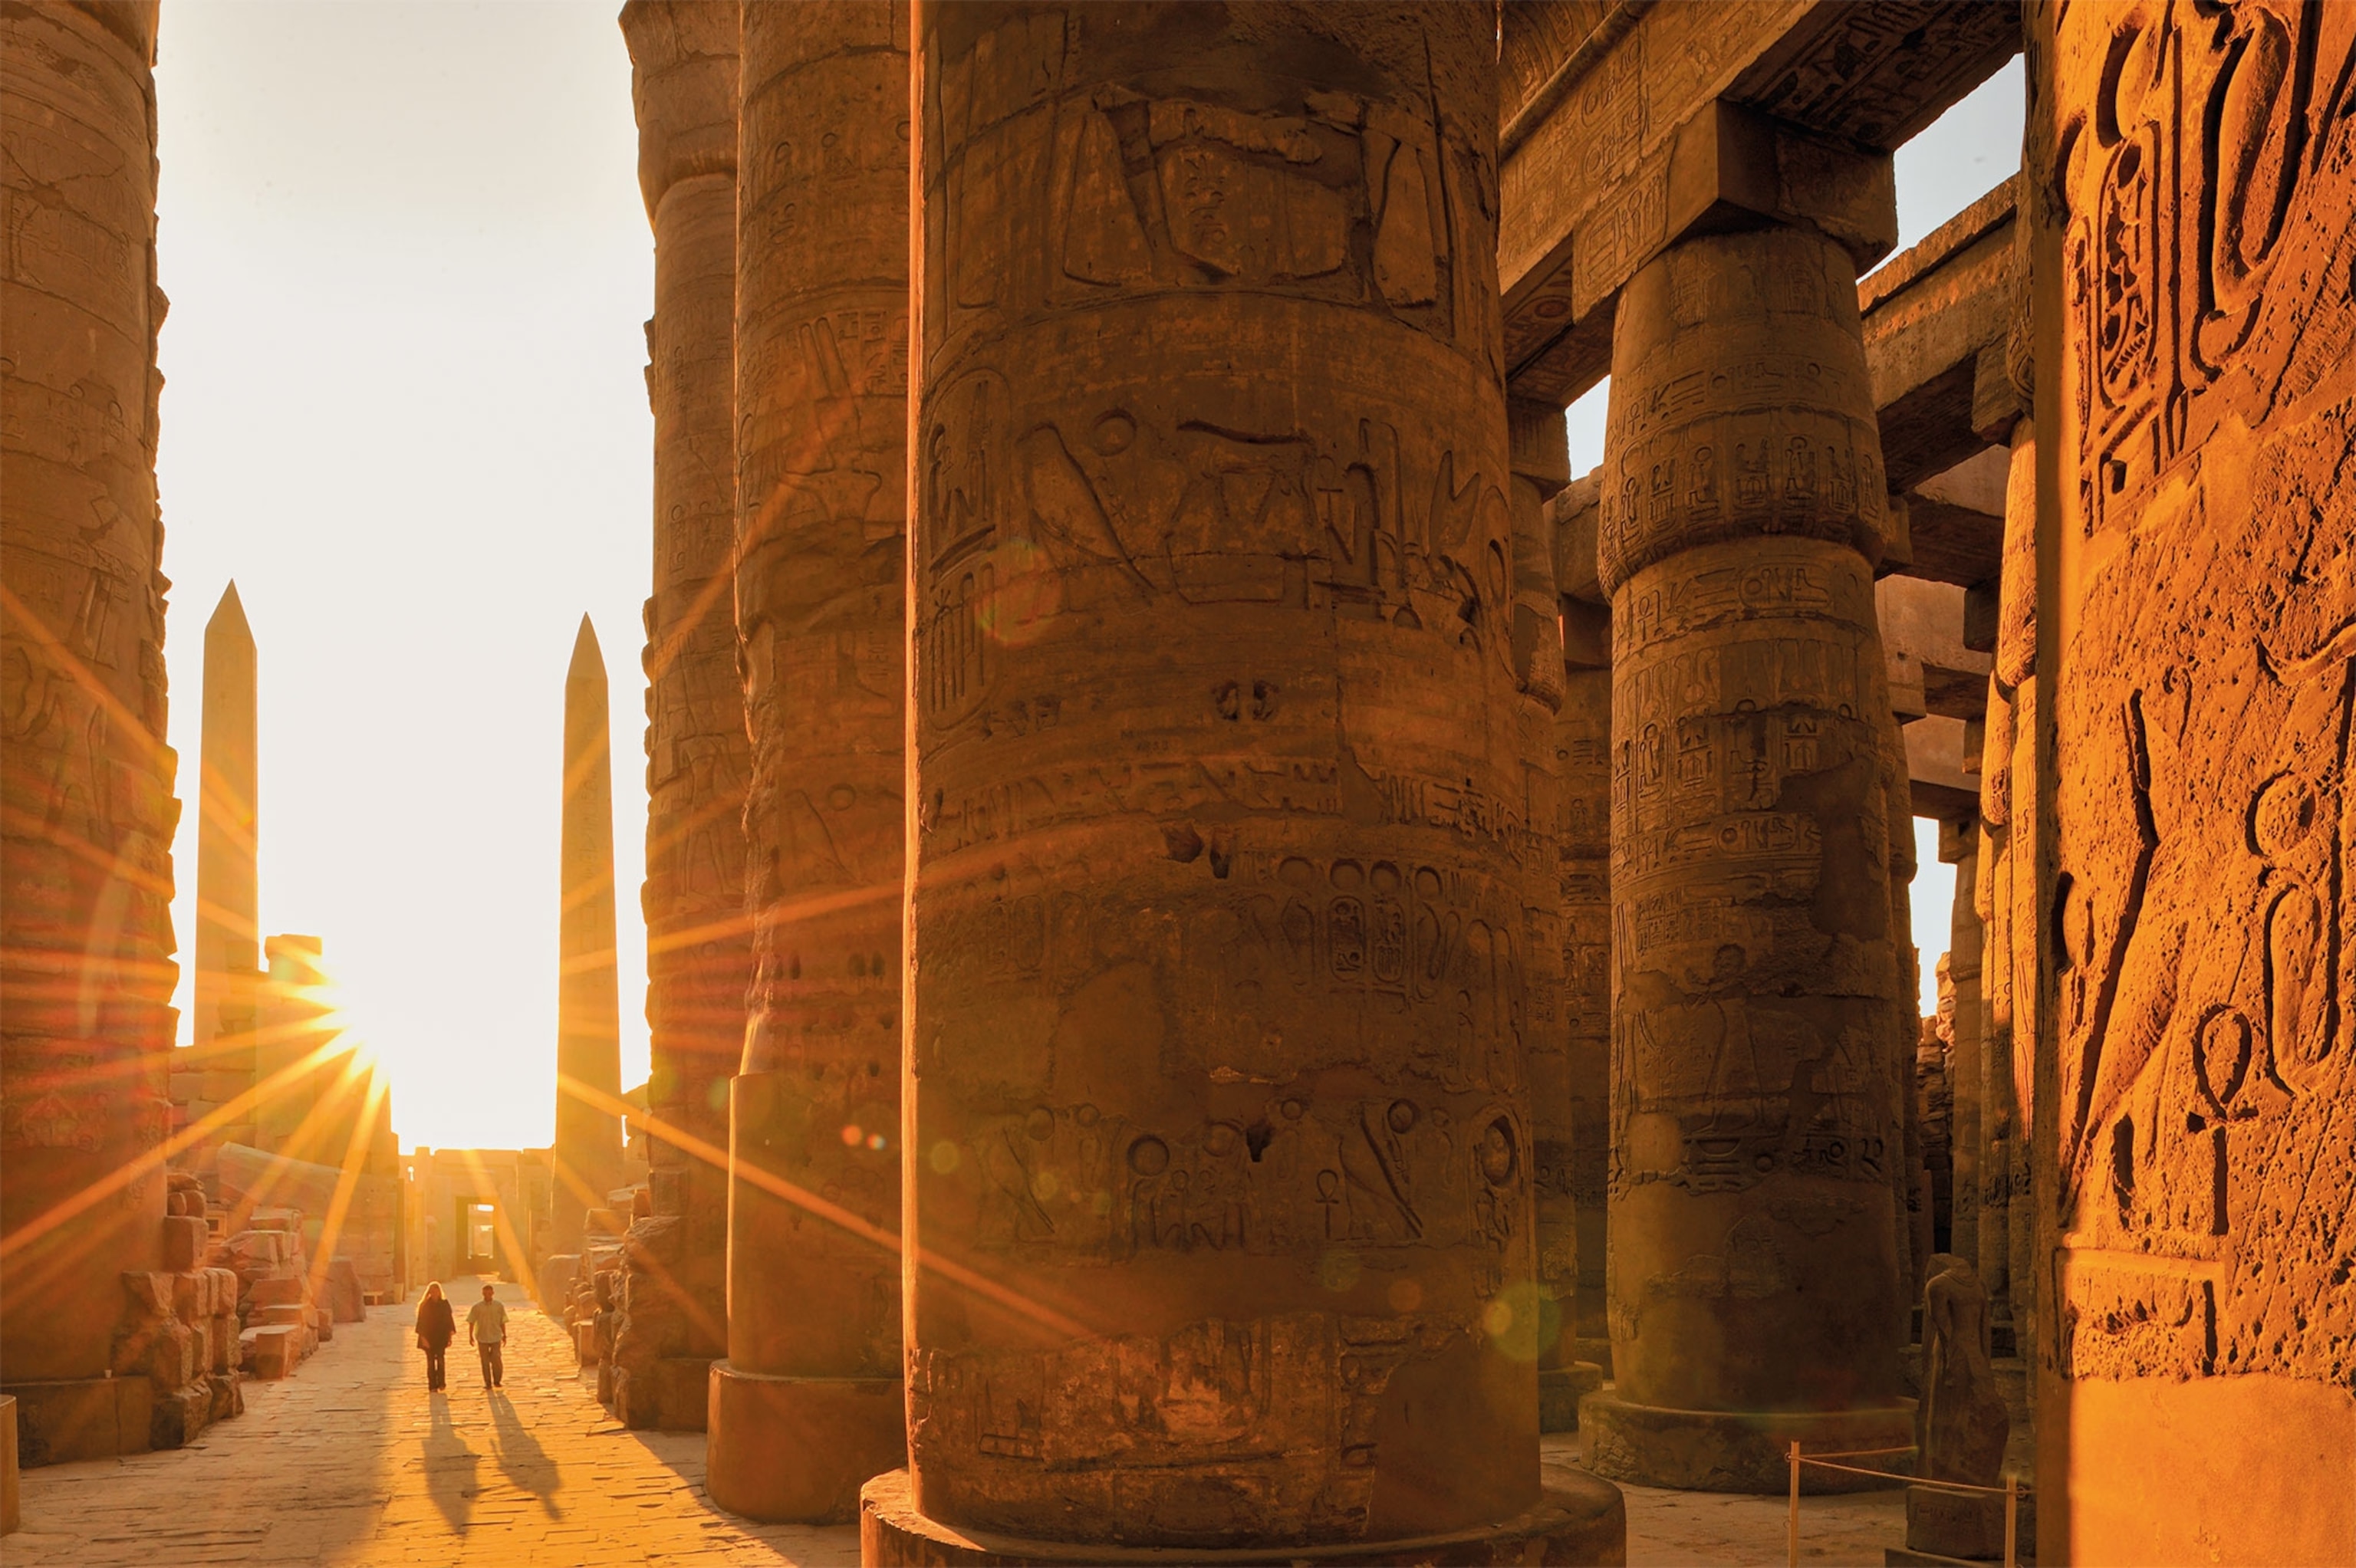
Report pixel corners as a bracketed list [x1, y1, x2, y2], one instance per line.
[8, 1277, 857, 1567]
[8, 1275, 1910, 1566]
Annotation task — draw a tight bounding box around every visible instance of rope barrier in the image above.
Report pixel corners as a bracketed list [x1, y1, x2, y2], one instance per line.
[1785, 1441, 2022, 1568]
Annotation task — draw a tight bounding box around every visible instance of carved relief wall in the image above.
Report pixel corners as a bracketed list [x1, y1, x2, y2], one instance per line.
[905, 2, 1541, 1548]
[2037, 3, 2356, 1560]
[1, 0, 176, 1386]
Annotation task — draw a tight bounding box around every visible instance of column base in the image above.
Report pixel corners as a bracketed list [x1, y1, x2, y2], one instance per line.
[0, 1377, 153, 1468]
[1904, 1481, 2032, 1562]
[1578, 1393, 1914, 1494]
[1539, 1361, 1605, 1433]
[859, 1468, 1627, 1566]
[706, 1362, 903, 1524]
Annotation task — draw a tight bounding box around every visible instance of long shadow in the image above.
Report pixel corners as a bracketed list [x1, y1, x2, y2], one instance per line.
[423, 1390, 482, 1533]
[487, 1389, 566, 1519]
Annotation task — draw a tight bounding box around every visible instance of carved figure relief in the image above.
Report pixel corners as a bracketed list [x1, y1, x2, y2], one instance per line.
[2048, 0, 2356, 1406]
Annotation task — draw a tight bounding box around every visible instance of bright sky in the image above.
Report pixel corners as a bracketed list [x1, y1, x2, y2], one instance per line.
[153, 1, 653, 1152]
[150, 14, 2019, 1152]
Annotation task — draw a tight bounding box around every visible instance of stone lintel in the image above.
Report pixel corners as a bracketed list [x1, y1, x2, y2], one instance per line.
[1907, 716, 1980, 822]
[1508, 96, 1896, 404]
[1501, 0, 2017, 404]
[1879, 577, 1992, 722]
[1861, 179, 2018, 495]
[1508, 395, 1573, 496]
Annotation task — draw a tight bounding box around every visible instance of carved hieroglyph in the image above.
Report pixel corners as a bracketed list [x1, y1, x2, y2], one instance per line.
[901, 3, 1548, 1549]
[551, 617, 626, 1249]
[2038, 5, 2356, 1560]
[0, 0, 176, 1387]
[619, 0, 742, 1367]
[705, 0, 908, 1525]
[1588, 222, 1910, 1489]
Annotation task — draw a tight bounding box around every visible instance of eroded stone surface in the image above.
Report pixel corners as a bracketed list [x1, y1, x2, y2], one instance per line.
[2035, 5, 2356, 1560]
[614, 0, 745, 1432]
[1592, 221, 1910, 1488]
[902, 1, 1555, 1551]
[0, 0, 176, 1434]
[706, 0, 909, 1523]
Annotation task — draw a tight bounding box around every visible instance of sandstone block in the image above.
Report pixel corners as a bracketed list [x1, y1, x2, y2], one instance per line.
[324, 1258, 364, 1322]
[242, 1326, 299, 1380]
[2, 1378, 153, 1467]
[150, 1382, 212, 1451]
[248, 1274, 304, 1308]
[161, 1216, 208, 1272]
[254, 1303, 306, 1330]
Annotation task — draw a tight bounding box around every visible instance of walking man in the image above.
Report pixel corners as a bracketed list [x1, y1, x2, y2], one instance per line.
[467, 1282, 508, 1390]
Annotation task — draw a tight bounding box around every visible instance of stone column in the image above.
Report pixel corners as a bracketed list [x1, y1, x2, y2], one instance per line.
[1553, 475, 1614, 1376]
[1942, 835, 1981, 1271]
[869, 6, 1621, 1562]
[1884, 715, 1920, 1331]
[192, 583, 260, 1095]
[703, 0, 907, 1524]
[1582, 222, 1913, 1492]
[616, 0, 743, 1431]
[1511, 400, 1598, 1435]
[551, 616, 627, 1251]
[0, 0, 178, 1463]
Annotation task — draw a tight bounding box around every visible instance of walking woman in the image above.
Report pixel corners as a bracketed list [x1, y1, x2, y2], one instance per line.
[415, 1281, 456, 1392]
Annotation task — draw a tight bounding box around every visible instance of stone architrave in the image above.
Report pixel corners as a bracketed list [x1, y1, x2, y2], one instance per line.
[1583, 221, 1913, 1493]
[192, 583, 260, 1089]
[870, 5, 1623, 1563]
[703, 0, 907, 1525]
[0, 0, 177, 1460]
[551, 616, 627, 1251]
[617, 0, 744, 1423]
[2034, 8, 2356, 1561]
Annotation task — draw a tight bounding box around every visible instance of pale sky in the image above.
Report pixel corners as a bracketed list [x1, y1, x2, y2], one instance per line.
[151, 10, 2019, 1152]
[153, 0, 653, 1152]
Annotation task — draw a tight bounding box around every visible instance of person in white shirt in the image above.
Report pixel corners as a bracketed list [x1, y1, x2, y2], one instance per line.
[466, 1283, 509, 1390]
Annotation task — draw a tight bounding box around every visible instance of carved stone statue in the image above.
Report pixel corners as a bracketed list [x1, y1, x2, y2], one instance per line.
[1920, 1253, 2009, 1485]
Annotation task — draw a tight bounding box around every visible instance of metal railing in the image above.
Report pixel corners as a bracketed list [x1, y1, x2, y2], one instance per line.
[1785, 1441, 2022, 1568]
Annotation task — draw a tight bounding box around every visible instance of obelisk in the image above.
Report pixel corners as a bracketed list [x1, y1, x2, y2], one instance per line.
[704, 0, 907, 1523]
[551, 616, 625, 1251]
[194, 583, 261, 1080]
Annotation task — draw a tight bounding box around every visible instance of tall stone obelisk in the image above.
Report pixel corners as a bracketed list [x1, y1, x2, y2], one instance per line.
[551, 616, 625, 1252]
[194, 583, 261, 1079]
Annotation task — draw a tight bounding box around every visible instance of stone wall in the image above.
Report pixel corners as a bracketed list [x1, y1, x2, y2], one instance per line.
[2032, 6, 2356, 1561]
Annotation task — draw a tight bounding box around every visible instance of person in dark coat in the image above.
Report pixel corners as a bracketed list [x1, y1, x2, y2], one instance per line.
[415, 1280, 456, 1392]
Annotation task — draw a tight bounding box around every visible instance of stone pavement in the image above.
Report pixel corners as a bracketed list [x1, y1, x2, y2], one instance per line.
[8, 1273, 1908, 1566]
[7, 1277, 857, 1567]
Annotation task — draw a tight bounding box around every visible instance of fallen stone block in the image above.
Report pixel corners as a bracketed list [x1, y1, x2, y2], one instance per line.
[254, 1303, 307, 1330]
[248, 1273, 306, 1308]
[242, 1326, 300, 1380]
[150, 1381, 212, 1450]
[324, 1258, 365, 1323]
